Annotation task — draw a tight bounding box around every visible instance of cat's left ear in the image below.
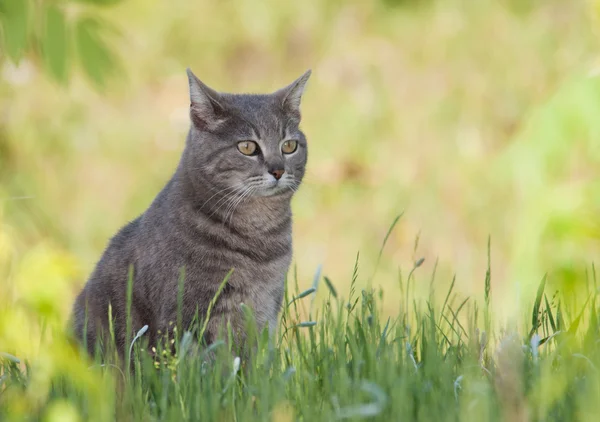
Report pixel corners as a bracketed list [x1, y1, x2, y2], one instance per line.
[274, 70, 312, 119]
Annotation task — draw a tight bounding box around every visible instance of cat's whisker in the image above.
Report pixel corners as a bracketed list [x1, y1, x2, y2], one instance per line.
[220, 193, 244, 228]
[206, 176, 264, 219]
[206, 189, 242, 215]
[220, 184, 249, 219]
[206, 186, 246, 218]
[222, 187, 247, 216]
[283, 178, 300, 192]
[223, 184, 257, 228]
[201, 184, 245, 210]
[231, 186, 258, 226]
[202, 176, 266, 211]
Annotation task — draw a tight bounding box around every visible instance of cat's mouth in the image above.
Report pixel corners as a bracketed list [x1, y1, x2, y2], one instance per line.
[255, 178, 294, 197]
[241, 174, 297, 198]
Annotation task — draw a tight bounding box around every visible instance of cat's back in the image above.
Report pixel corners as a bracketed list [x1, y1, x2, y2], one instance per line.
[76, 217, 141, 300]
[70, 216, 142, 350]
[98, 217, 141, 270]
[92, 180, 173, 277]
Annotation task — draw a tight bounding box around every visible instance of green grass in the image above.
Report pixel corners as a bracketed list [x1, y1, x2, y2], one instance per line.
[2, 242, 600, 421]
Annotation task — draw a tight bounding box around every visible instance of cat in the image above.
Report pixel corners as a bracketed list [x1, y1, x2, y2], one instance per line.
[70, 68, 311, 359]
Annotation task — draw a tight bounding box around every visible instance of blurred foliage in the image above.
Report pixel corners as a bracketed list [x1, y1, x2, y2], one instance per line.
[496, 71, 600, 308]
[0, 0, 599, 342]
[0, 0, 122, 86]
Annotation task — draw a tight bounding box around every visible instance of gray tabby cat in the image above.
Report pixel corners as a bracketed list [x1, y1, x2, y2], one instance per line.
[70, 68, 311, 357]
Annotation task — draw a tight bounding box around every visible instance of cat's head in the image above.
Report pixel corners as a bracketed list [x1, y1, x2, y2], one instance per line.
[183, 68, 311, 201]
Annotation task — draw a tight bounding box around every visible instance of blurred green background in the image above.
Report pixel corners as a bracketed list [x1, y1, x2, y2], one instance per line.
[1, 0, 600, 330]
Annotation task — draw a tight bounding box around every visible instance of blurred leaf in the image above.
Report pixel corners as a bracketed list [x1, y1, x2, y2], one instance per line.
[568, 295, 590, 336]
[0, 0, 30, 62]
[75, 16, 118, 87]
[42, 5, 69, 84]
[14, 244, 79, 321]
[72, 0, 124, 6]
[584, 299, 598, 349]
[380, 0, 430, 8]
[43, 400, 81, 422]
[503, 0, 535, 15]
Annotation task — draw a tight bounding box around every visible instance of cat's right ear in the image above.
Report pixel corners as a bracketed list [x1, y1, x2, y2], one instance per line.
[186, 68, 227, 130]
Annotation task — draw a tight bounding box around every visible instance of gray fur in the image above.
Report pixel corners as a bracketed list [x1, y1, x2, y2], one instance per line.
[70, 69, 311, 357]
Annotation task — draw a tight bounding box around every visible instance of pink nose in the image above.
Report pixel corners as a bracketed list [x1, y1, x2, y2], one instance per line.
[270, 169, 284, 180]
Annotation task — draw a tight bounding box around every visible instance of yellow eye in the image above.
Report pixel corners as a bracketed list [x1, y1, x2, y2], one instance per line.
[237, 141, 258, 156]
[281, 140, 298, 154]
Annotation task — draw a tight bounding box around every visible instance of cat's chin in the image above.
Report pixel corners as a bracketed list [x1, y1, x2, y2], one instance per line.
[254, 185, 293, 198]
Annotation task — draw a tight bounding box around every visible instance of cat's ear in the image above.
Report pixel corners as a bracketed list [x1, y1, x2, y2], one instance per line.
[274, 69, 312, 119]
[186, 68, 227, 130]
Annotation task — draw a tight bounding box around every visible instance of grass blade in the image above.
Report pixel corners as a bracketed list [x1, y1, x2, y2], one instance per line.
[198, 269, 234, 342]
[324, 276, 338, 299]
[288, 287, 317, 306]
[369, 213, 403, 284]
[544, 294, 556, 333]
[529, 275, 547, 339]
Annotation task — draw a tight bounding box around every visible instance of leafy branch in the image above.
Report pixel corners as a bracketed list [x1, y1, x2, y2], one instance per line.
[0, 0, 124, 87]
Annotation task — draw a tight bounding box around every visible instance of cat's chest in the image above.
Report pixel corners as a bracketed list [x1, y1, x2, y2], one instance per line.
[177, 242, 290, 292]
[188, 258, 287, 327]
[214, 251, 291, 291]
[228, 264, 286, 325]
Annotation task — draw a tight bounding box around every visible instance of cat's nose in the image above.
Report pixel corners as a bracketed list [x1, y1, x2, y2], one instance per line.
[269, 169, 285, 180]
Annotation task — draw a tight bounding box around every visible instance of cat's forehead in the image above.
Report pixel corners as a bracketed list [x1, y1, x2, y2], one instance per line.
[223, 93, 280, 118]
[222, 93, 288, 137]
